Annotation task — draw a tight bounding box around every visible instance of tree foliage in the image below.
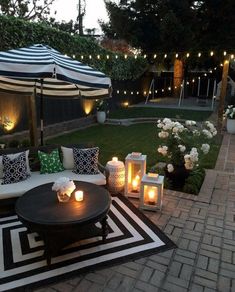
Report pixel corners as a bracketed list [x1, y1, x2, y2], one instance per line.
[0, 15, 148, 80]
[101, 0, 235, 53]
[0, 0, 55, 20]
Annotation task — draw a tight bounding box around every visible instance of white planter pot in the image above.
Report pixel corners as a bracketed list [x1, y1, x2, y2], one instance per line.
[96, 111, 106, 124]
[227, 119, 235, 134]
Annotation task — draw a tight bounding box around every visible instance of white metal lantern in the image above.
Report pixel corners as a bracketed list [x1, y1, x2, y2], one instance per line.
[106, 157, 125, 194]
[139, 174, 164, 211]
[124, 153, 147, 198]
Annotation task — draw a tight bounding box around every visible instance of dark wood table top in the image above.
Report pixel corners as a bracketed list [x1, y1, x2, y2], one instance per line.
[15, 181, 111, 228]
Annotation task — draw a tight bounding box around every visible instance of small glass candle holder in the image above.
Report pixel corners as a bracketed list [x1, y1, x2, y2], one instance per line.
[57, 191, 70, 203]
[75, 190, 84, 201]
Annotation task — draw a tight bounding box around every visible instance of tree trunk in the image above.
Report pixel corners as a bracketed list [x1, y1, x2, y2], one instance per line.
[173, 59, 184, 97]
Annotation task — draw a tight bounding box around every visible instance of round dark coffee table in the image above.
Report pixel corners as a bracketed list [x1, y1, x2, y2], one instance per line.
[15, 181, 111, 265]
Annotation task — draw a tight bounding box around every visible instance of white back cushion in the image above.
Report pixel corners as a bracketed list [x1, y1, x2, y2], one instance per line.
[61, 146, 74, 169]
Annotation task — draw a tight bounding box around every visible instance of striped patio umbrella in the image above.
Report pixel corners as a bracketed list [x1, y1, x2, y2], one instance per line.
[0, 44, 112, 144]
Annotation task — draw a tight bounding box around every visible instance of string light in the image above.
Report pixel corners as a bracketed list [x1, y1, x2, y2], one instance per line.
[117, 90, 119, 94]
[168, 87, 171, 91]
[144, 91, 147, 95]
[137, 91, 139, 95]
[131, 91, 133, 95]
[69, 50, 233, 63]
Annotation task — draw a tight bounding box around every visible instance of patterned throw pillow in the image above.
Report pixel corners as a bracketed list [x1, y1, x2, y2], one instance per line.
[73, 147, 99, 175]
[38, 149, 64, 174]
[2, 152, 29, 185]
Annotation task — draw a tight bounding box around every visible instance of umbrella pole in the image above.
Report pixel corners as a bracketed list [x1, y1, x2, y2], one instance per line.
[40, 79, 44, 146]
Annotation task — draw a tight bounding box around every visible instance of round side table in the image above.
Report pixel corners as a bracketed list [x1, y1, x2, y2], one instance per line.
[106, 159, 125, 194]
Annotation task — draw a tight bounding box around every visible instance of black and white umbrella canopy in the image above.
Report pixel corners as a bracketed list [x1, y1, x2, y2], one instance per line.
[0, 44, 111, 98]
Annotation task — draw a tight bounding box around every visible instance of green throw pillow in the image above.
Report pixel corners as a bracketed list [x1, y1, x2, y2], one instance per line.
[38, 149, 64, 174]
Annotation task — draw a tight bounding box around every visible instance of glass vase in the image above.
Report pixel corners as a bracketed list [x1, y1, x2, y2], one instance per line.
[57, 191, 70, 202]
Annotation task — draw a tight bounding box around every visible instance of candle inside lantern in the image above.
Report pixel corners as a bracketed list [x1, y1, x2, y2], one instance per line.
[148, 189, 156, 205]
[75, 190, 83, 201]
[132, 174, 140, 192]
[112, 157, 118, 162]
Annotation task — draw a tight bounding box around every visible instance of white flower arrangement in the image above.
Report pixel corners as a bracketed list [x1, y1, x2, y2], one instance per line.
[156, 118, 216, 173]
[224, 105, 235, 120]
[52, 177, 76, 197]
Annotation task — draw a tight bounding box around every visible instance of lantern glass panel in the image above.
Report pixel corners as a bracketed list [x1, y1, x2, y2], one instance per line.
[144, 185, 158, 205]
[127, 162, 141, 193]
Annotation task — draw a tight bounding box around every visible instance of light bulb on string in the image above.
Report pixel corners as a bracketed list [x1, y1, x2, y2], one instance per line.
[175, 53, 178, 58]
[186, 53, 190, 58]
[210, 51, 214, 57]
[153, 54, 157, 59]
[198, 52, 201, 57]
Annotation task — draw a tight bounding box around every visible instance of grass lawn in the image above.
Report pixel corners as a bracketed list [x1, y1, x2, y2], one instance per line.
[48, 123, 220, 171]
[109, 107, 212, 121]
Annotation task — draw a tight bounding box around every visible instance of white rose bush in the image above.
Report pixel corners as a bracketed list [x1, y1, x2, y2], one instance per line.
[156, 118, 217, 193]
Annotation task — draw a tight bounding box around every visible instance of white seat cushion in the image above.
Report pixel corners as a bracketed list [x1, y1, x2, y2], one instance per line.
[0, 170, 106, 199]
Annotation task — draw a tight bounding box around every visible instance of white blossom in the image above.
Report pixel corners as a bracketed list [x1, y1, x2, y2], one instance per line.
[167, 164, 174, 173]
[201, 143, 210, 154]
[178, 145, 186, 152]
[202, 129, 213, 139]
[157, 146, 168, 156]
[185, 120, 196, 126]
[158, 131, 169, 138]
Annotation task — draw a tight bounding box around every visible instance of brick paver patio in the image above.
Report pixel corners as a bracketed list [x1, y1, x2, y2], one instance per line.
[34, 133, 235, 292]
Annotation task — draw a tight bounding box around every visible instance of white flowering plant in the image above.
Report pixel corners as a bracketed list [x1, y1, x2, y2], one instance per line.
[156, 118, 217, 190]
[224, 105, 235, 119]
[52, 177, 76, 197]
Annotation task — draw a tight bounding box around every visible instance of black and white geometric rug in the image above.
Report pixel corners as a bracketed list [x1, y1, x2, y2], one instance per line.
[0, 194, 176, 291]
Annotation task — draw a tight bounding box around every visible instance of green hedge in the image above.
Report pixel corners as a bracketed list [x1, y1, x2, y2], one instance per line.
[0, 16, 147, 80]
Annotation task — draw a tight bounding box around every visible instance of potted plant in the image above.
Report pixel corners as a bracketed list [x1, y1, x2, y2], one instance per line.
[96, 99, 109, 124]
[224, 105, 235, 134]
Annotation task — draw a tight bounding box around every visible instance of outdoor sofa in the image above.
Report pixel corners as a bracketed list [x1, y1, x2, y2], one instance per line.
[0, 144, 108, 201]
